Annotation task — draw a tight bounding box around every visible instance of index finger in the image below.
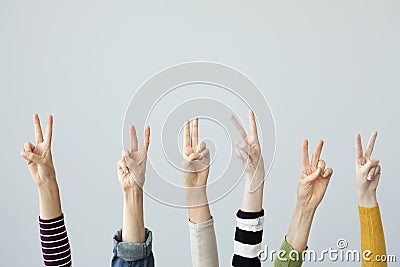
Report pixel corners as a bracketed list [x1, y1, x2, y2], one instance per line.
[33, 114, 44, 144]
[184, 120, 190, 147]
[355, 133, 363, 160]
[230, 114, 247, 140]
[249, 110, 258, 137]
[44, 115, 53, 148]
[301, 139, 310, 166]
[364, 131, 378, 159]
[311, 140, 324, 167]
[129, 124, 138, 151]
[141, 125, 150, 152]
[191, 117, 198, 149]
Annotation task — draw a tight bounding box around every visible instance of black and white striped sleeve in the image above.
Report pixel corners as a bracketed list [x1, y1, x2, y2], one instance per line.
[232, 209, 264, 267]
[39, 214, 72, 267]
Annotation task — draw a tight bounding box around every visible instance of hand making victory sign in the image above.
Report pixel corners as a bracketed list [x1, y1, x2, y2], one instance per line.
[117, 125, 150, 191]
[230, 110, 265, 212]
[21, 114, 56, 189]
[355, 131, 381, 207]
[20, 114, 62, 221]
[297, 140, 333, 209]
[182, 118, 210, 188]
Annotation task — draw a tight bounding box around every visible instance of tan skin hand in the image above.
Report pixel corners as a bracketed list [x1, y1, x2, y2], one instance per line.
[117, 125, 150, 192]
[21, 114, 56, 189]
[297, 140, 333, 209]
[182, 118, 210, 188]
[355, 131, 381, 207]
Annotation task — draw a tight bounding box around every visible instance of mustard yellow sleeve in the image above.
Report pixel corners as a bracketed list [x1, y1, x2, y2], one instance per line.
[358, 205, 387, 267]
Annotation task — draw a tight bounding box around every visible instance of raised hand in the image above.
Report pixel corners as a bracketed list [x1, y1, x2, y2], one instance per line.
[182, 118, 210, 188]
[355, 131, 380, 207]
[21, 114, 56, 189]
[117, 125, 150, 192]
[230, 110, 265, 191]
[297, 140, 333, 209]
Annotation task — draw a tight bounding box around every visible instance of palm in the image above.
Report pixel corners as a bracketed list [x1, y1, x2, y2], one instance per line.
[183, 146, 210, 186]
[29, 144, 52, 182]
[299, 164, 329, 206]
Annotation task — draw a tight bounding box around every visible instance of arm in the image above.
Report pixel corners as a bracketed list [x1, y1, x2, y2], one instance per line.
[112, 125, 154, 265]
[275, 140, 333, 267]
[182, 118, 219, 267]
[355, 132, 387, 267]
[230, 111, 265, 267]
[21, 114, 72, 267]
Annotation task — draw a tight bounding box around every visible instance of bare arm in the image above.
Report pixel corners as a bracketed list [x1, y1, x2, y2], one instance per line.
[117, 125, 150, 243]
[286, 140, 333, 251]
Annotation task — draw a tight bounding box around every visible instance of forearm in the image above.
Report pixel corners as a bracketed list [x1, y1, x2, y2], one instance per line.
[185, 187, 211, 223]
[286, 203, 316, 252]
[241, 174, 264, 213]
[122, 188, 145, 243]
[38, 181, 62, 220]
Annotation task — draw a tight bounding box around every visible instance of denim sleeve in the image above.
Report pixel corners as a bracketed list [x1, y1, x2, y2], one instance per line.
[111, 228, 155, 267]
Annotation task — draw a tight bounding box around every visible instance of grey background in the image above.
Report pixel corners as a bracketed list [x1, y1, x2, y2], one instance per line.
[0, 0, 399, 266]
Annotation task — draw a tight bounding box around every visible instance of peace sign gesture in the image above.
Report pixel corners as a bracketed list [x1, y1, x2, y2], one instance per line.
[182, 118, 210, 187]
[355, 131, 380, 207]
[20, 114, 56, 189]
[230, 110, 265, 183]
[117, 125, 150, 192]
[297, 140, 333, 208]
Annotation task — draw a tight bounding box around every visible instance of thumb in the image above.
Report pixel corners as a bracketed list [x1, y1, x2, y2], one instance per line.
[362, 160, 380, 174]
[302, 168, 321, 184]
[21, 151, 44, 165]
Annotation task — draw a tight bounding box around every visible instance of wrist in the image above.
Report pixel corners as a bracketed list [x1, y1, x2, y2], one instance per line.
[294, 202, 317, 216]
[357, 192, 377, 207]
[124, 187, 143, 198]
[185, 186, 208, 206]
[37, 180, 59, 195]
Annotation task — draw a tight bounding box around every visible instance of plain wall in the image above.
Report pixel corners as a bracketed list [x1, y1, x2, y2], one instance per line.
[0, 0, 399, 266]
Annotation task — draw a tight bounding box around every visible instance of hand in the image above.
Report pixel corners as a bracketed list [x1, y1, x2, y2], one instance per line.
[20, 114, 56, 190]
[182, 118, 210, 188]
[230, 110, 265, 191]
[355, 131, 380, 207]
[296, 140, 333, 209]
[117, 125, 150, 192]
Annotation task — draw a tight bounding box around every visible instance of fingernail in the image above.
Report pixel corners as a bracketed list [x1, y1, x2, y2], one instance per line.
[125, 170, 129, 174]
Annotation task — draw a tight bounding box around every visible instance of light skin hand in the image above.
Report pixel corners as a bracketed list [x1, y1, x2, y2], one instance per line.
[182, 118, 212, 223]
[182, 118, 210, 188]
[117, 124, 150, 243]
[355, 131, 381, 208]
[286, 140, 333, 252]
[20, 114, 61, 220]
[230, 110, 265, 212]
[296, 140, 333, 209]
[117, 125, 150, 192]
